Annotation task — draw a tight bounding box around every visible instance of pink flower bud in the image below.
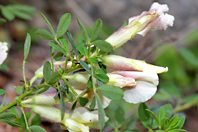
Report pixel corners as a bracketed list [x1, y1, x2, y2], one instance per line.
[102, 55, 168, 74]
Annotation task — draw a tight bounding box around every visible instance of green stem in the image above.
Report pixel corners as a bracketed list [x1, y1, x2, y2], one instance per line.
[65, 65, 82, 73]
[51, 56, 54, 73]
[173, 97, 198, 113]
[30, 76, 38, 86]
[20, 107, 30, 131]
[0, 83, 48, 114]
[62, 78, 78, 96]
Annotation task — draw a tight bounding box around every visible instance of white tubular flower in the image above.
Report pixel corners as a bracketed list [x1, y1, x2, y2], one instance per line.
[62, 107, 108, 132]
[102, 55, 168, 74]
[0, 42, 8, 65]
[113, 71, 159, 104]
[105, 2, 174, 49]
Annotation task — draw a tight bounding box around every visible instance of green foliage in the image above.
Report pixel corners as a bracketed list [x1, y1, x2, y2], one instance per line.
[35, 29, 54, 40]
[29, 125, 46, 132]
[1, 4, 35, 21]
[92, 40, 113, 53]
[56, 13, 71, 38]
[0, 89, 6, 107]
[138, 103, 186, 132]
[24, 33, 31, 61]
[97, 85, 123, 100]
[138, 103, 151, 129]
[90, 19, 102, 41]
[95, 91, 106, 131]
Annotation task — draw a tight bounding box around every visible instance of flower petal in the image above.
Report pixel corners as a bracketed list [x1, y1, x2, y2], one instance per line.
[0, 42, 8, 65]
[123, 80, 157, 103]
[64, 118, 89, 132]
[70, 107, 108, 129]
[113, 71, 159, 85]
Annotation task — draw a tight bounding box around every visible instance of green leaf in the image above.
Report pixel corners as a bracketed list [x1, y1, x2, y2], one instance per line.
[39, 12, 55, 35]
[92, 40, 113, 53]
[56, 13, 71, 38]
[97, 85, 123, 100]
[66, 30, 78, 56]
[14, 86, 25, 95]
[59, 36, 69, 53]
[47, 72, 61, 84]
[1, 7, 15, 21]
[13, 10, 32, 20]
[0, 64, 9, 71]
[64, 89, 73, 101]
[10, 4, 35, 13]
[24, 33, 31, 60]
[138, 103, 151, 129]
[76, 41, 88, 56]
[9, 107, 19, 117]
[0, 89, 6, 107]
[87, 76, 92, 89]
[79, 97, 89, 107]
[0, 89, 6, 95]
[43, 61, 51, 82]
[59, 90, 65, 120]
[179, 48, 198, 67]
[35, 29, 54, 40]
[79, 60, 91, 74]
[115, 107, 125, 128]
[169, 129, 186, 132]
[90, 19, 102, 41]
[174, 116, 185, 129]
[29, 125, 46, 132]
[0, 112, 17, 119]
[70, 100, 77, 111]
[163, 104, 173, 118]
[88, 58, 98, 64]
[146, 109, 159, 127]
[31, 114, 41, 126]
[168, 115, 179, 129]
[0, 18, 6, 23]
[54, 52, 64, 61]
[48, 42, 66, 54]
[95, 68, 109, 82]
[95, 91, 105, 131]
[89, 96, 96, 109]
[0, 119, 21, 127]
[76, 18, 90, 41]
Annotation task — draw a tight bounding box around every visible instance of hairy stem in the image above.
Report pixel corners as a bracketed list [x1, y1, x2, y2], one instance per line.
[0, 83, 48, 114]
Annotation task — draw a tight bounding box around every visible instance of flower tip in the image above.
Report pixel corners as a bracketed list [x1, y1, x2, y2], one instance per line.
[156, 66, 168, 74]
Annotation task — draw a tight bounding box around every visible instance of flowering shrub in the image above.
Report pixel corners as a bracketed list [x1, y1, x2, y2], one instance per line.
[0, 2, 187, 132]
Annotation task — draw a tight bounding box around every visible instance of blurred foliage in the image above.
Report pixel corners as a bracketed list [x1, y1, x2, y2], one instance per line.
[153, 28, 198, 111]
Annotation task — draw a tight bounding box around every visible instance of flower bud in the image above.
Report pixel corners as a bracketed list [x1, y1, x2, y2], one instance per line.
[105, 2, 174, 49]
[23, 104, 69, 123]
[35, 61, 72, 79]
[21, 92, 70, 105]
[102, 55, 168, 74]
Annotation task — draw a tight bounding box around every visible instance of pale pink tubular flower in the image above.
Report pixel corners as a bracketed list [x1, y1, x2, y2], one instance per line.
[105, 2, 174, 49]
[113, 71, 159, 104]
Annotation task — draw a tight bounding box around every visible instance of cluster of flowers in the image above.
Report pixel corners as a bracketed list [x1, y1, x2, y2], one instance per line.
[20, 2, 174, 132]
